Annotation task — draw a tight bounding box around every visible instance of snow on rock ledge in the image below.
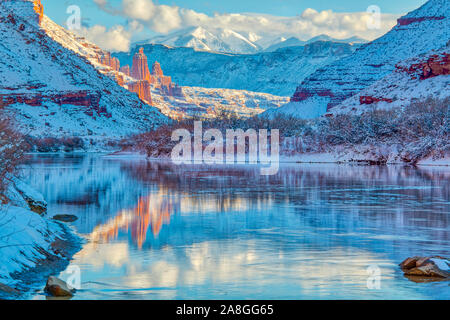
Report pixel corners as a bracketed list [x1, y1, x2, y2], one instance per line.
[0, 179, 80, 299]
[11, 178, 47, 215]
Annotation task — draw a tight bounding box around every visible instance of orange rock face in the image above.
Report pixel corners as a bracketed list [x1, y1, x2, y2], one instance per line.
[152, 61, 164, 77]
[110, 73, 124, 87]
[126, 47, 184, 102]
[131, 47, 152, 81]
[149, 61, 183, 97]
[128, 80, 152, 105]
[98, 52, 120, 71]
[32, 0, 43, 24]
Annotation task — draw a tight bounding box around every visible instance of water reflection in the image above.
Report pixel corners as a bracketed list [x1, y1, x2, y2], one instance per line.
[21, 154, 450, 299]
[91, 189, 180, 248]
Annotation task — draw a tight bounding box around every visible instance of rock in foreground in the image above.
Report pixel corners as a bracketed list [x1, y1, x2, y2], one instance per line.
[400, 256, 450, 279]
[52, 214, 78, 222]
[44, 276, 75, 297]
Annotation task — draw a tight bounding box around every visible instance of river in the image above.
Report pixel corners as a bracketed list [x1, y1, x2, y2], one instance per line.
[21, 154, 449, 300]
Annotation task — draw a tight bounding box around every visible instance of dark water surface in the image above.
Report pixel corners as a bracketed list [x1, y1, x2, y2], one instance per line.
[22, 154, 449, 299]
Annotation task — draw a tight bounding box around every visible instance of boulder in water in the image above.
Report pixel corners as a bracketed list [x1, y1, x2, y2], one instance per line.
[52, 214, 78, 222]
[400, 256, 450, 279]
[44, 276, 75, 297]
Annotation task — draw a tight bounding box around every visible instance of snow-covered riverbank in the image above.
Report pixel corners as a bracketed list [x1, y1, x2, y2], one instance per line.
[108, 150, 450, 167]
[0, 178, 81, 299]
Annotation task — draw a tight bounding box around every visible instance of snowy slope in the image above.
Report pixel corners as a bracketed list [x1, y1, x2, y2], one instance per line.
[141, 26, 262, 54]
[329, 45, 450, 115]
[0, 1, 167, 147]
[115, 41, 356, 96]
[267, 0, 450, 119]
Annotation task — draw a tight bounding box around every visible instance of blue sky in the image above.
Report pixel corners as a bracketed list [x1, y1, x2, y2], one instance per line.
[40, 0, 429, 51]
[42, 0, 427, 27]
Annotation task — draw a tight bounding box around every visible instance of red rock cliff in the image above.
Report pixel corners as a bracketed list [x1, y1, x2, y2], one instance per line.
[0, 91, 112, 118]
[396, 52, 450, 80]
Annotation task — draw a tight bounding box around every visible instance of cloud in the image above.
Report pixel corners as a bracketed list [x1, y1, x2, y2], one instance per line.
[77, 24, 132, 52]
[91, 0, 401, 50]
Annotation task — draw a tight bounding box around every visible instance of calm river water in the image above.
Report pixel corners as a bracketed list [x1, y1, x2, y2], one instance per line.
[22, 154, 449, 300]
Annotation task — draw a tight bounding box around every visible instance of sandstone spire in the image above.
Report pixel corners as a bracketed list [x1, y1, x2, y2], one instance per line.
[131, 47, 151, 81]
[151, 61, 164, 77]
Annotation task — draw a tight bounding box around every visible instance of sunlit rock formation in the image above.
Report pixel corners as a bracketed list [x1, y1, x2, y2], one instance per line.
[98, 52, 120, 72]
[131, 47, 152, 81]
[120, 65, 130, 77]
[128, 80, 152, 105]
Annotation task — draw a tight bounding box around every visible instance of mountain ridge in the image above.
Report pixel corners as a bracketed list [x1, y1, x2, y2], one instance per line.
[140, 26, 369, 54]
[114, 41, 357, 96]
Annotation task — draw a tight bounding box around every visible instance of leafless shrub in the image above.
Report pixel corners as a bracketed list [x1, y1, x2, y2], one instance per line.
[302, 97, 449, 163]
[26, 136, 85, 152]
[0, 115, 28, 194]
[123, 97, 449, 164]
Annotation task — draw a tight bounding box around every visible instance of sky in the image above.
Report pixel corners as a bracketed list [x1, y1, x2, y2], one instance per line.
[41, 0, 429, 52]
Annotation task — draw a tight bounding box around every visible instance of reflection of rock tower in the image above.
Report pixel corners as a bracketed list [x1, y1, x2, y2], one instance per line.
[131, 47, 151, 81]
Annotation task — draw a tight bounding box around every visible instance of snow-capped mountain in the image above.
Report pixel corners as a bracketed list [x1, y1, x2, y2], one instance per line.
[265, 0, 450, 119]
[141, 26, 262, 54]
[265, 35, 368, 52]
[141, 26, 368, 54]
[115, 41, 357, 96]
[0, 0, 167, 147]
